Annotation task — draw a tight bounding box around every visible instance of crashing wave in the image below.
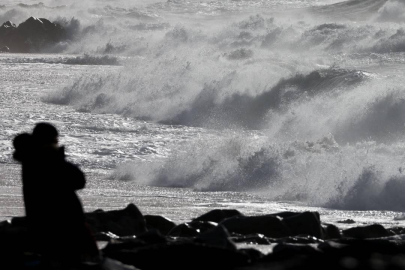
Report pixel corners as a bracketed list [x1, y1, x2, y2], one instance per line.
[112, 133, 405, 211]
[45, 68, 368, 130]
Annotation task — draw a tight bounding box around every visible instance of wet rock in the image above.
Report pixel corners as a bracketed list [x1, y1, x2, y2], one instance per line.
[168, 223, 199, 237]
[343, 224, 391, 239]
[221, 215, 290, 238]
[388, 227, 405, 235]
[220, 211, 324, 239]
[103, 230, 168, 255]
[85, 203, 147, 237]
[93, 231, 120, 241]
[282, 211, 324, 239]
[194, 209, 244, 223]
[107, 242, 250, 270]
[168, 221, 217, 237]
[278, 235, 324, 244]
[239, 248, 265, 262]
[144, 215, 176, 235]
[232, 233, 272, 245]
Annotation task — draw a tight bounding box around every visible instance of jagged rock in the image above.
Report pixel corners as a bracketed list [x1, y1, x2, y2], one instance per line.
[0, 21, 17, 36]
[85, 203, 147, 237]
[168, 221, 217, 237]
[1, 21, 16, 28]
[194, 209, 244, 223]
[0, 17, 67, 53]
[343, 224, 391, 239]
[106, 242, 250, 270]
[144, 215, 176, 235]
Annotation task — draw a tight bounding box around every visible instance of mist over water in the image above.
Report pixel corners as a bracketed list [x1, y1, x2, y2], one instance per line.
[5, 0, 405, 211]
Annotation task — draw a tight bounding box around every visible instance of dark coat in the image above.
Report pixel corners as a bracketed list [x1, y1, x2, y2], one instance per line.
[13, 134, 94, 260]
[21, 146, 86, 233]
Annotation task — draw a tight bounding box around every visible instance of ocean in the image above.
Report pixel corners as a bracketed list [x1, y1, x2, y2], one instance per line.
[0, 0, 405, 228]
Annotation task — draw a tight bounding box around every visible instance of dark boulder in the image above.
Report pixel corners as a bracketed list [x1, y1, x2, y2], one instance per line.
[144, 215, 176, 235]
[231, 233, 272, 245]
[85, 203, 147, 237]
[282, 211, 324, 239]
[324, 224, 341, 239]
[168, 221, 217, 237]
[277, 235, 324, 244]
[168, 223, 200, 237]
[93, 231, 120, 241]
[342, 224, 391, 239]
[220, 215, 290, 238]
[195, 225, 236, 250]
[103, 230, 168, 255]
[272, 243, 322, 257]
[194, 209, 244, 223]
[106, 242, 250, 270]
[220, 211, 324, 239]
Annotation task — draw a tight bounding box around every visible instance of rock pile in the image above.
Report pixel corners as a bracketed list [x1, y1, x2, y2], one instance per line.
[1, 204, 405, 269]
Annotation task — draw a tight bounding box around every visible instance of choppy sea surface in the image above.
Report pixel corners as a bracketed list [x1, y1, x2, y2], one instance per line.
[1, 0, 405, 227]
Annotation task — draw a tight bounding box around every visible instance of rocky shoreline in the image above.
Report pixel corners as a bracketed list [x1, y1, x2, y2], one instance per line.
[2, 203, 405, 269]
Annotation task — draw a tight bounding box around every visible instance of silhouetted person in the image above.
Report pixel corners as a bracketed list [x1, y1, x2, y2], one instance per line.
[13, 123, 99, 266]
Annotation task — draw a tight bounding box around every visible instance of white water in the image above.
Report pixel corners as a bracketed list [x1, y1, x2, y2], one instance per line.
[1, 0, 405, 226]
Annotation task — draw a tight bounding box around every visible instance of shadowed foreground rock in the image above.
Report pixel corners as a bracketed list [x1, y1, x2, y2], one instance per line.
[85, 203, 147, 237]
[2, 204, 405, 269]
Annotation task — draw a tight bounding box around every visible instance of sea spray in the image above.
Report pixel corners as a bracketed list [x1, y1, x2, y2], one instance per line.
[37, 0, 405, 212]
[113, 133, 405, 211]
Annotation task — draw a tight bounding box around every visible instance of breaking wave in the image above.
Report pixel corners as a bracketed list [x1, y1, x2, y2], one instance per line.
[46, 66, 368, 130]
[113, 133, 405, 211]
[37, 0, 405, 211]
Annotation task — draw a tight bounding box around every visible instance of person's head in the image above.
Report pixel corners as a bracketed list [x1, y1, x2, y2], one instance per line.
[32, 122, 59, 147]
